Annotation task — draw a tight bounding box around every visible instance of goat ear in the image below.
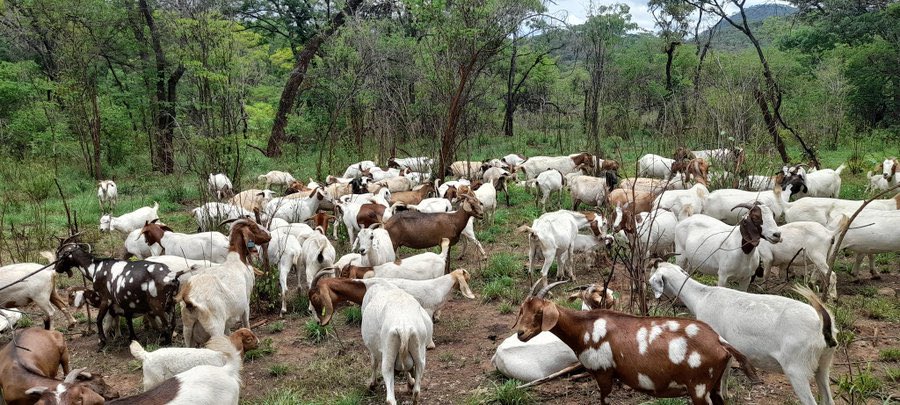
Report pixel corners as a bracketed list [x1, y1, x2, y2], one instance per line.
[738, 214, 762, 254]
[540, 302, 559, 331]
[25, 387, 49, 396]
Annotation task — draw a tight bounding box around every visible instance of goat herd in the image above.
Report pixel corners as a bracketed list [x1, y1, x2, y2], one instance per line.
[0, 150, 898, 405]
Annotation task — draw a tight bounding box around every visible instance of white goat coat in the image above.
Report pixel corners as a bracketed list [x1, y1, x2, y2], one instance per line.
[299, 231, 336, 289]
[569, 175, 613, 208]
[265, 191, 323, 223]
[391, 157, 433, 172]
[361, 272, 474, 319]
[522, 210, 579, 281]
[100, 203, 160, 234]
[492, 332, 577, 382]
[367, 247, 448, 280]
[180, 252, 253, 347]
[653, 183, 709, 220]
[533, 170, 564, 209]
[145, 362, 241, 405]
[130, 339, 236, 391]
[704, 186, 794, 225]
[784, 196, 898, 225]
[207, 173, 233, 199]
[793, 165, 845, 199]
[97, 180, 117, 206]
[230, 189, 275, 213]
[362, 284, 432, 405]
[354, 227, 396, 266]
[125, 228, 161, 259]
[152, 231, 228, 262]
[192, 203, 252, 232]
[757, 221, 838, 299]
[257, 170, 295, 188]
[519, 155, 583, 180]
[650, 264, 835, 405]
[0, 261, 73, 328]
[619, 208, 678, 258]
[637, 154, 674, 179]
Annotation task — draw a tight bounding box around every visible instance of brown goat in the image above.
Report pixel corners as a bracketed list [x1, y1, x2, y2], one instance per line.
[390, 182, 434, 205]
[383, 193, 483, 251]
[309, 211, 335, 234]
[0, 328, 119, 404]
[673, 146, 696, 162]
[514, 282, 758, 405]
[606, 189, 655, 214]
[567, 284, 618, 310]
[356, 203, 387, 229]
[308, 269, 367, 325]
[670, 158, 710, 186]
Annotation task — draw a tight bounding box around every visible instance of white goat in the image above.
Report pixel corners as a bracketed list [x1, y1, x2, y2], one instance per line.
[299, 228, 336, 289]
[829, 210, 900, 279]
[758, 220, 844, 299]
[637, 153, 675, 179]
[100, 202, 160, 234]
[519, 153, 592, 180]
[675, 203, 783, 289]
[362, 268, 475, 321]
[142, 227, 229, 263]
[0, 308, 21, 332]
[353, 225, 396, 266]
[389, 157, 433, 173]
[361, 283, 432, 405]
[124, 228, 161, 259]
[784, 195, 899, 225]
[343, 160, 377, 178]
[364, 239, 450, 280]
[793, 164, 845, 198]
[703, 182, 799, 225]
[529, 169, 564, 211]
[373, 176, 413, 192]
[472, 180, 498, 223]
[866, 170, 899, 193]
[97, 180, 118, 212]
[692, 147, 742, 163]
[613, 206, 678, 258]
[229, 189, 275, 213]
[207, 173, 234, 200]
[568, 173, 617, 210]
[192, 202, 253, 232]
[501, 153, 527, 169]
[0, 252, 76, 329]
[267, 229, 304, 314]
[265, 188, 325, 223]
[653, 183, 709, 220]
[436, 179, 470, 198]
[518, 210, 580, 283]
[257, 170, 296, 189]
[650, 263, 836, 405]
[129, 329, 256, 391]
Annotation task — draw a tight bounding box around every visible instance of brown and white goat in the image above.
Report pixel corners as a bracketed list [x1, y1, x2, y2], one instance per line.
[309, 211, 335, 234]
[670, 158, 710, 185]
[390, 182, 434, 205]
[514, 282, 758, 405]
[1, 328, 118, 404]
[606, 188, 655, 215]
[383, 193, 484, 252]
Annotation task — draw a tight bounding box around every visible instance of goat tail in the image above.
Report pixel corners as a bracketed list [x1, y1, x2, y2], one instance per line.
[515, 225, 533, 235]
[39, 250, 56, 264]
[793, 284, 838, 348]
[720, 339, 760, 384]
[152, 201, 159, 211]
[395, 327, 413, 371]
[834, 163, 846, 175]
[129, 340, 148, 361]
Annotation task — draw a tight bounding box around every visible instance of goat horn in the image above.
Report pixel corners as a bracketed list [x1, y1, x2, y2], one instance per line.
[565, 284, 592, 292]
[63, 368, 87, 384]
[536, 280, 568, 299]
[527, 279, 543, 298]
[730, 202, 755, 211]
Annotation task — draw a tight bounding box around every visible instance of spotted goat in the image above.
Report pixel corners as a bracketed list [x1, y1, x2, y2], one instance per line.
[54, 235, 183, 348]
[514, 281, 758, 405]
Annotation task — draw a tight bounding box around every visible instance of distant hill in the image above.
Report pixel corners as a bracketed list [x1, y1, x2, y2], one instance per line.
[700, 4, 797, 50]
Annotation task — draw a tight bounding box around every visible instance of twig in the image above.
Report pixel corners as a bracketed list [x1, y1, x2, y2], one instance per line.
[516, 362, 583, 388]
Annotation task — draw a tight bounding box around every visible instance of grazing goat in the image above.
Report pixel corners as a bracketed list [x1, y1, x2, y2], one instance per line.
[692, 147, 743, 164]
[515, 281, 758, 405]
[192, 202, 252, 232]
[229, 189, 275, 213]
[267, 228, 304, 314]
[784, 195, 900, 224]
[373, 175, 413, 192]
[569, 172, 618, 210]
[390, 182, 434, 205]
[529, 169, 564, 211]
[257, 170, 296, 190]
[207, 173, 234, 200]
[613, 206, 678, 258]
[354, 239, 450, 280]
[100, 202, 160, 234]
[448, 160, 485, 179]
[653, 183, 709, 220]
[297, 227, 336, 291]
[501, 153, 527, 169]
[638, 154, 676, 179]
[519, 153, 594, 180]
[0, 252, 75, 330]
[703, 177, 802, 224]
[518, 210, 608, 283]
[829, 210, 900, 279]
[177, 219, 271, 347]
[669, 158, 710, 185]
[97, 180, 117, 212]
[383, 193, 485, 259]
[620, 177, 688, 194]
[0, 308, 21, 331]
[140, 220, 228, 262]
[265, 188, 326, 223]
[607, 188, 654, 215]
[353, 224, 396, 266]
[650, 263, 836, 405]
[129, 328, 257, 391]
[675, 203, 782, 289]
[55, 239, 181, 348]
[757, 220, 844, 299]
[361, 283, 432, 405]
[124, 228, 161, 259]
[1, 328, 118, 404]
[343, 160, 378, 178]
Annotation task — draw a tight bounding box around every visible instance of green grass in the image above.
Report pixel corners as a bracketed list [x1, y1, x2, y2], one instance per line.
[481, 276, 521, 303]
[474, 380, 533, 405]
[342, 306, 362, 325]
[268, 363, 293, 377]
[304, 320, 333, 343]
[245, 338, 276, 361]
[879, 348, 900, 362]
[267, 320, 286, 333]
[837, 365, 883, 401]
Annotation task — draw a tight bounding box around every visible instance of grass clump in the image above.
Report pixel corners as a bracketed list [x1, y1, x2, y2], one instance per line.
[304, 320, 333, 343]
[267, 320, 286, 333]
[483, 380, 533, 405]
[342, 306, 362, 325]
[245, 338, 276, 361]
[498, 302, 514, 314]
[837, 365, 882, 401]
[483, 253, 520, 280]
[482, 277, 521, 303]
[879, 348, 900, 362]
[251, 387, 304, 405]
[268, 363, 293, 377]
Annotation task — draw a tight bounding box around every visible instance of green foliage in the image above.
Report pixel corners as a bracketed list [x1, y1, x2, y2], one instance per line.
[837, 365, 883, 401]
[879, 348, 900, 362]
[268, 364, 293, 377]
[267, 320, 286, 333]
[245, 338, 276, 361]
[475, 380, 533, 405]
[304, 320, 333, 343]
[342, 306, 362, 325]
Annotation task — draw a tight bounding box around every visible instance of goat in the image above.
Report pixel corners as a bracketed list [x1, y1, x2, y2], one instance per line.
[789, 164, 846, 198]
[828, 210, 900, 279]
[501, 153, 527, 170]
[607, 188, 654, 215]
[353, 224, 396, 266]
[613, 205, 678, 258]
[653, 183, 709, 220]
[650, 262, 836, 405]
[97, 180, 117, 213]
[129, 328, 257, 391]
[0, 252, 75, 330]
[403, 198, 485, 260]
[356, 239, 450, 280]
[638, 154, 676, 179]
[388, 156, 434, 173]
[528, 169, 564, 211]
[448, 160, 485, 179]
[670, 158, 710, 185]
[703, 175, 803, 224]
[471, 178, 500, 224]
[257, 170, 296, 190]
[2, 328, 118, 404]
[692, 147, 743, 164]
[192, 202, 252, 232]
[757, 220, 844, 299]
[298, 227, 336, 292]
[383, 193, 485, 259]
[620, 177, 689, 194]
[229, 189, 275, 213]
[519, 153, 594, 180]
[54, 239, 182, 348]
[207, 173, 234, 200]
[866, 170, 898, 193]
[373, 176, 413, 193]
[361, 283, 432, 405]
[343, 160, 378, 178]
[140, 220, 228, 262]
[177, 219, 271, 347]
[515, 281, 758, 405]
[0, 308, 22, 331]
[390, 182, 434, 205]
[518, 210, 609, 284]
[783, 195, 900, 225]
[675, 203, 782, 290]
[267, 228, 304, 314]
[569, 172, 618, 210]
[123, 228, 161, 259]
[100, 202, 160, 234]
[265, 188, 326, 223]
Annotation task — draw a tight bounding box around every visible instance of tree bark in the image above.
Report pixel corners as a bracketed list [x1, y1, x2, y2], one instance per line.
[755, 87, 788, 163]
[664, 41, 680, 95]
[503, 40, 517, 137]
[266, 0, 364, 157]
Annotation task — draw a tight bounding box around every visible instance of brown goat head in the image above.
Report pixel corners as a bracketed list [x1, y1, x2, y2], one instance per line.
[140, 220, 173, 247]
[734, 203, 763, 254]
[226, 219, 272, 263]
[459, 193, 484, 220]
[571, 152, 595, 168]
[228, 328, 259, 354]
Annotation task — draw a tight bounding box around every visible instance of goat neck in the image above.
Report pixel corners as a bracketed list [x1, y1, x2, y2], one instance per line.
[310, 278, 367, 325]
[227, 221, 271, 264]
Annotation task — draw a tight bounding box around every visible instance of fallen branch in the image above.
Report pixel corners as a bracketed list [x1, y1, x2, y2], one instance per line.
[517, 362, 583, 389]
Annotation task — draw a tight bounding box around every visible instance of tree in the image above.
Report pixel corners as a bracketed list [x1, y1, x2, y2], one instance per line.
[502, 22, 564, 138]
[264, 0, 363, 157]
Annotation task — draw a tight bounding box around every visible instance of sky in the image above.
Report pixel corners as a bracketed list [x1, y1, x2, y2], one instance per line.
[545, 0, 775, 32]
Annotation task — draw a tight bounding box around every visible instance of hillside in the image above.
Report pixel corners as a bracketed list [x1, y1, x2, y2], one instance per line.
[701, 4, 797, 50]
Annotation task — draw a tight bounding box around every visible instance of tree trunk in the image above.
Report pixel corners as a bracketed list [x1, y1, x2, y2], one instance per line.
[503, 40, 517, 137]
[664, 41, 680, 95]
[90, 90, 102, 180]
[754, 87, 788, 163]
[266, 0, 364, 157]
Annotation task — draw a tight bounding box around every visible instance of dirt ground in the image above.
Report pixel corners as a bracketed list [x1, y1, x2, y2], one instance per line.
[2, 230, 898, 404]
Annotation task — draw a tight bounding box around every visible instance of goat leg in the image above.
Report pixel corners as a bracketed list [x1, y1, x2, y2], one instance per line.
[95, 304, 110, 350]
[125, 313, 138, 342]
